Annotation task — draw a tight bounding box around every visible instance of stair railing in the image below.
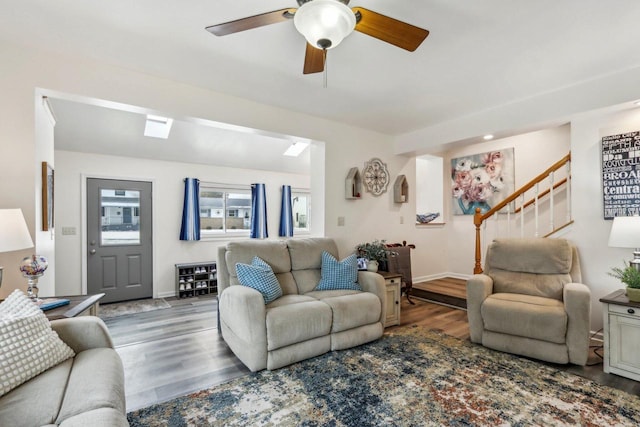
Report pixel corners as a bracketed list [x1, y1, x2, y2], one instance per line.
[473, 153, 572, 274]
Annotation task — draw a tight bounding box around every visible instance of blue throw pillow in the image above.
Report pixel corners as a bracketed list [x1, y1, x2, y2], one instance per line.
[236, 257, 283, 304]
[315, 251, 361, 291]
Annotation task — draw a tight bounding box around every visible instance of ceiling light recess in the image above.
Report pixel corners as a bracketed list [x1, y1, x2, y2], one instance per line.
[144, 115, 173, 139]
[293, 0, 356, 50]
[284, 141, 310, 157]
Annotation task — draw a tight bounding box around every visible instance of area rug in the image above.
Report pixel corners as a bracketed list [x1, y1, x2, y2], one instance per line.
[99, 298, 171, 319]
[127, 326, 640, 426]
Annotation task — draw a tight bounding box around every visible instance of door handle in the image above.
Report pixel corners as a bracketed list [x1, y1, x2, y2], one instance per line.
[89, 249, 96, 255]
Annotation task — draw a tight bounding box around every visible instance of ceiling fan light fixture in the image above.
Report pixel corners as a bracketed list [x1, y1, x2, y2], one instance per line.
[294, 0, 356, 50]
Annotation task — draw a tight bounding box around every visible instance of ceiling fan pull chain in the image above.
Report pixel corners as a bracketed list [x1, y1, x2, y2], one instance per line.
[323, 49, 328, 88]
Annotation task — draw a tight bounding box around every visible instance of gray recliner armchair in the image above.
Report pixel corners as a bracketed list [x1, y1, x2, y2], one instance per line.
[466, 238, 591, 365]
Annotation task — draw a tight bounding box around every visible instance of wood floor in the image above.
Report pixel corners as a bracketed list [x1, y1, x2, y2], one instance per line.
[105, 281, 640, 412]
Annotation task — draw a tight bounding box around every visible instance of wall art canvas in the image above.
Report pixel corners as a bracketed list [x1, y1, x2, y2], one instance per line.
[451, 148, 515, 215]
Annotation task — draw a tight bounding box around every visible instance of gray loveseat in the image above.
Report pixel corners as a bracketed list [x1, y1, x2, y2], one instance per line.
[217, 237, 386, 371]
[0, 316, 128, 427]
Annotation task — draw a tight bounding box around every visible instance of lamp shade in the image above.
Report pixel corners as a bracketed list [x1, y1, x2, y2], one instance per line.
[294, 0, 356, 49]
[0, 209, 34, 253]
[608, 216, 640, 248]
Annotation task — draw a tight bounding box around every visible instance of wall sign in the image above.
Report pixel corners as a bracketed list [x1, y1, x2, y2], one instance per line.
[602, 131, 640, 219]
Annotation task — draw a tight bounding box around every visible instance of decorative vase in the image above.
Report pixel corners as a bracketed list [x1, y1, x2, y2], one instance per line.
[19, 255, 48, 301]
[366, 260, 379, 273]
[626, 287, 640, 302]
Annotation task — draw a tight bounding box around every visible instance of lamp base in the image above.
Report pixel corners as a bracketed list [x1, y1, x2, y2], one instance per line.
[632, 249, 640, 272]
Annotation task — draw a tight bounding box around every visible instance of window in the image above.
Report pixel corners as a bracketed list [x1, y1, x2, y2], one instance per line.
[199, 185, 252, 236]
[292, 191, 310, 233]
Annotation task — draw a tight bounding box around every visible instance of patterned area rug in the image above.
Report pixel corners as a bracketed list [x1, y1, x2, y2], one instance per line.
[99, 298, 171, 319]
[127, 326, 640, 426]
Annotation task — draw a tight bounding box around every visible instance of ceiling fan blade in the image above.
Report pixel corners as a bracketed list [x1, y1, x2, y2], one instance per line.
[303, 43, 325, 74]
[205, 9, 296, 36]
[352, 7, 429, 52]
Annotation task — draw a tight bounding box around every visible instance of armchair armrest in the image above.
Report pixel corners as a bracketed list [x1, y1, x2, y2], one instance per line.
[219, 285, 267, 345]
[358, 271, 387, 324]
[563, 282, 591, 365]
[50, 316, 114, 353]
[466, 274, 494, 343]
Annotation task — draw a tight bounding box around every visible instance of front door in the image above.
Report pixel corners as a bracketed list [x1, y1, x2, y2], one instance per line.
[87, 178, 153, 303]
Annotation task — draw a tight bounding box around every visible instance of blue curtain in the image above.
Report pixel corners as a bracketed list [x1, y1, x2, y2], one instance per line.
[250, 183, 268, 239]
[279, 185, 294, 237]
[180, 178, 200, 241]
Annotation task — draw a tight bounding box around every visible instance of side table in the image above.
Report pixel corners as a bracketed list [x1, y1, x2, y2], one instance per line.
[44, 293, 106, 321]
[600, 289, 640, 381]
[380, 272, 401, 327]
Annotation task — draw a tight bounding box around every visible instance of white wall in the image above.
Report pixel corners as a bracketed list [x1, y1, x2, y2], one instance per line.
[0, 40, 438, 298]
[416, 156, 444, 217]
[566, 107, 640, 328]
[55, 150, 311, 298]
[33, 96, 56, 297]
[443, 126, 571, 274]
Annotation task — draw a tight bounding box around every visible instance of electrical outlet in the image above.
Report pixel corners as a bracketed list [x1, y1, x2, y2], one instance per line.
[61, 227, 76, 236]
[337, 216, 345, 226]
[400, 216, 404, 224]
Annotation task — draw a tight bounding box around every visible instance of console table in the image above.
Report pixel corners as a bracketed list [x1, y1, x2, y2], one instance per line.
[600, 289, 640, 381]
[380, 272, 401, 327]
[44, 293, 105, 321]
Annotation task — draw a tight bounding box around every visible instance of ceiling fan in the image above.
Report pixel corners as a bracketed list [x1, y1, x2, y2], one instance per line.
[205, 0, 429, 75]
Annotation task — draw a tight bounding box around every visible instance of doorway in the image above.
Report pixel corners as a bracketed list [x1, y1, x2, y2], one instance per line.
[87, 178, 153, 303]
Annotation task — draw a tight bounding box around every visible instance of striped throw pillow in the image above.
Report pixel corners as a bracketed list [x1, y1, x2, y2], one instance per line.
[315, 251, 361, 291]
[236, 257, 283, 304]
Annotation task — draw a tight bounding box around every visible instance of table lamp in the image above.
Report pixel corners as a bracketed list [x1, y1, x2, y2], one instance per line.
[0, 209, 34, 288]
[608, 216, 640, 271]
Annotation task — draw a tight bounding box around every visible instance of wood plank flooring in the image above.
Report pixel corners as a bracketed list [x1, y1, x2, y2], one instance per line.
[412, 277, 467, 308]
[105, 281, 640, 412]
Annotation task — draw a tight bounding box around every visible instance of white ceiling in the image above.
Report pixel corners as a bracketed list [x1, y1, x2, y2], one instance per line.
[3, 1, 640, 137]
[48, 98, 311, 175]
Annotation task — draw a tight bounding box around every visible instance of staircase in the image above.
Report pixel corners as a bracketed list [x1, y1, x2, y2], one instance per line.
[473, 153, 572, 274]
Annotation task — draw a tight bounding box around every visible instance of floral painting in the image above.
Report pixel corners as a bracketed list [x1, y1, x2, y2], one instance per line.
[451, 148, 514, 215]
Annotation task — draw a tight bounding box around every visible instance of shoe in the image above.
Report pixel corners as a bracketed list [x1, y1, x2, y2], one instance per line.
[179, 278, 185, 284]
[187, 277, 194, 283]
[179, 284, 185, 291]
[186, 283, 192, 290]
[209, 274, 214, 280]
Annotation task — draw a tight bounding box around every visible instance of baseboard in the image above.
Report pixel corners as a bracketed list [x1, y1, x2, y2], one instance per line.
[413, 272, 471, 284]
[590, 330, 604, 343]
[157, 290, 178, 299]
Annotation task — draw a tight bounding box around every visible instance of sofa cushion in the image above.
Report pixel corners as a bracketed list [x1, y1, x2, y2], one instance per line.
[488, 269, 570, 301]
[266, 294, 316, 309]
[0, 357, 73, 426]
[288, 238, 339, 294]
[318, 292, 382, 333]
[481, 293, 567, 344]
[226, 240, 298, 294]
[0, 290, 75, 397]
[486, 238, 573, 275]
[236, 257, 283, 304]
[56, 348, 126, 423]
[315, 252, 361, 291]
[266, 300, 332, 351]
[58, 407, 130, 427]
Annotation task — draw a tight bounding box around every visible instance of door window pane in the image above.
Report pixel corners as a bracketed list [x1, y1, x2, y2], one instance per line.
[100, 189, 141, 245]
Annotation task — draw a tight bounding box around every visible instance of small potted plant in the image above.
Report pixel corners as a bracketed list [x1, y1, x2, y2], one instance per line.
[609, 261, 640, 302]
[356, 239, 389, 272]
